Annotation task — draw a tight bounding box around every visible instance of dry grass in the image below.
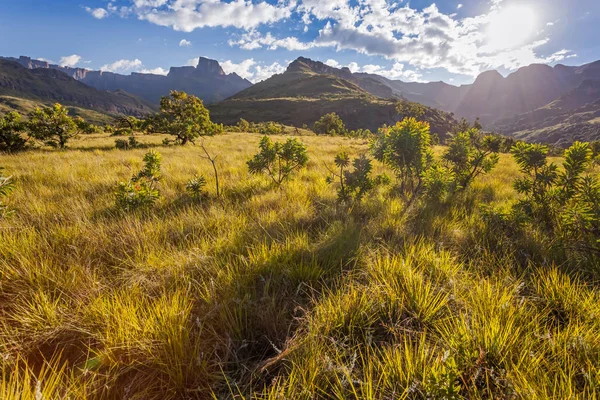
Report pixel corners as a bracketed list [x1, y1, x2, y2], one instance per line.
[1, 132, 599, 399]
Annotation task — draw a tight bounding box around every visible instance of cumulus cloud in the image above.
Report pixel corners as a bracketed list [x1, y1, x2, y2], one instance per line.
[325, 59, 425, 82]
[100, 59, 143, 73]
[228, 30, 316, 51]
[139, 67, 169, 75]
[179, 39, 192, 47]
[59, 54, 82, 67]
[227, 1, 573, 78]
[87, 0, 574, 79]
[220, 58, 285, 83]
[85, 7, 109, 19]
[122, 0, 295, 32]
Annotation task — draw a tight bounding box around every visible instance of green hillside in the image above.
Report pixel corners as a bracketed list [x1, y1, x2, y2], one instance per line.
[0, 59, 155, 118]
[210, 58, 457, 136]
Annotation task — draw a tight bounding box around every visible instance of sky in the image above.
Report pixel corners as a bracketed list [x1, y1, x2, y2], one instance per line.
[0, 0, 599, 85]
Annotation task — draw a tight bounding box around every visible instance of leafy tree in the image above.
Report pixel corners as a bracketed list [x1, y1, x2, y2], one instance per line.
[371, 117, 434, 202]
[115, 151, 162, 211]
[0, 111, 28, 152]
[313, 113, 346, 135]
[247, 136, 309, 186]
[237, 118, 251, 133]
[0, 167, 14, 217]
[74, 117, 100, 134]
[421, 163, 454, 201]
[156, 91, 215, 145]
[443, 128, 500, 190]
[28, 103, 79, 149]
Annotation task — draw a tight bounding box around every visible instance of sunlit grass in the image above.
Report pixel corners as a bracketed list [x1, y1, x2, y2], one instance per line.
[1, 132, 599, 398]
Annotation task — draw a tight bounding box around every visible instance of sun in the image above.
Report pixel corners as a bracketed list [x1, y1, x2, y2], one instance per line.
[487, 5, 537, 51]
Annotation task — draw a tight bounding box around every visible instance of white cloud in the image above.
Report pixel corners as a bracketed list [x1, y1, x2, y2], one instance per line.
[457, 4, 463, 9]
[228, 30, 316, 51]
[179, 39, 192, 47]
[227, 2, 573, 78]
[187, 57, 200, 66]
[322, 58, 425, 82]
[100, 59, 143, 73]
[59, 54, 82, 67]
[134, 0, 294, 32]
[220, 58, 285, 83]
[139, 67, 169, 75]
[85, 7, 109, 19]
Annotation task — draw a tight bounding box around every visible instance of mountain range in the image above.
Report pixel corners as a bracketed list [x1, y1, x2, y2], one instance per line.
[2, 54, 600, 144]
[2, 56, 252, 105]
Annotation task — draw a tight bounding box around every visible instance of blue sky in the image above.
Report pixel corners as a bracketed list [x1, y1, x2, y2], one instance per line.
[1, 0, 598, 85]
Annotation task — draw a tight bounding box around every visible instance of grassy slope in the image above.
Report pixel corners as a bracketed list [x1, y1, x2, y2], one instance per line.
[0, 95, 114, 125]
[1, 133, 599, 399]
[210, 72, 457, 136]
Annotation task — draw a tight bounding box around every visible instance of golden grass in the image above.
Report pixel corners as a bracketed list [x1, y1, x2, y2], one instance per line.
[1, 132, 599, 399]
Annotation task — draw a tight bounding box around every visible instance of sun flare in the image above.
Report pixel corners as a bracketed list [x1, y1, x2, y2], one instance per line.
[487, 5, 537, 51]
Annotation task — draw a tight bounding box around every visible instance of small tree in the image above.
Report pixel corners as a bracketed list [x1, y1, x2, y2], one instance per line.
[115, 151, 162, 211]
[28, 103, 79, 149]
[371, 118, 434, 203]
[0, 111, 28, 152]
[247, 136, 309, 186]
[156, 91, 215, 145]
[0, 167, 14, 217]
[327, 152, 385, 205]
[443, 128, 500, 190]
[313, 113, 346, 135]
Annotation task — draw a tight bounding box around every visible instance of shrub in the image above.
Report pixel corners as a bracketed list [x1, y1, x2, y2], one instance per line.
[247, 136, 309, 186]
[259, 121, 284, 135]
[421, 163, 454, 201]
[74, 117, 100, 134]
[371, 118, 434, 203]
[186, 175, 208, 200]
[327, 152, 384, 205]
[0, 167, 14, 217]
[28, 103, 79, 149]
[115, 136, 140, 150]
[509, 141, 599, 254]
[115, 151, 162, 211]
[0, 111, 28, 153]
[442, 128, 500, 190]
[155, 91, 216, 145]
[313, 113, 346, 135]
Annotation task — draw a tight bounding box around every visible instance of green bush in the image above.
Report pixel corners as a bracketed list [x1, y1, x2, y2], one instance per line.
[247, 136, 308, 186]
[327, 152, 384, 205]
[508, 141, 599, 255]
[28, 103, 79, 149]
[0, 111, 28, 153]
[115, 151, 162, 211]
[115, 136, 141, 150]
[313, 112, 346, 135]
[442, 128, 500, 190]
[186, 175, 208, 200]
[371, 117, 434, 203]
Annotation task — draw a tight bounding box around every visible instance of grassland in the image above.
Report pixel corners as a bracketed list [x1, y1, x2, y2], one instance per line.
[1, 132, 599, 399]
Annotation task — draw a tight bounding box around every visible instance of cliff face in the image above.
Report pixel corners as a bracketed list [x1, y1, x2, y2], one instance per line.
[1, 56, 253, 105]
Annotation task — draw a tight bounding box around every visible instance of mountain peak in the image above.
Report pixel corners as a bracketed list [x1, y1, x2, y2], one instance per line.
[196, 57, 225, 76]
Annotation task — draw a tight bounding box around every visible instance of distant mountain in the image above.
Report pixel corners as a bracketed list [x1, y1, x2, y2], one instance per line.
[492, 79, 600, 145]
[0, 59, 155, 118]
[2, 56, 253, 105]
[209, 57, 457, 135]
